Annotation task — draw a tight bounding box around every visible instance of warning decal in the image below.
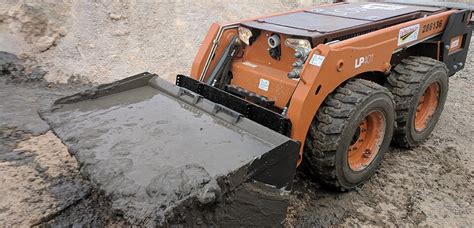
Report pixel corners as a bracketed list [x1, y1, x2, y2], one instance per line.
[309, 54, 325, 67]
[398, 24, 420, 46]
[258, 78, 270, 91]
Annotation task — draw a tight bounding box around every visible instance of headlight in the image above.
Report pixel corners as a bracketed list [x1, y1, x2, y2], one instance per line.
[285, 38, 312, 51]
[268, 34, 281, 48]
[238, 27, 253, 46]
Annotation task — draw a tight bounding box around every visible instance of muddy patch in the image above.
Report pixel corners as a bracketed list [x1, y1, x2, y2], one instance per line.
[0, 3, 67, 53]
[0, 51, 94, 226]
[0, 51, 46, 83]
[0, 130, 89, 226]
[287, 69, 474, 226]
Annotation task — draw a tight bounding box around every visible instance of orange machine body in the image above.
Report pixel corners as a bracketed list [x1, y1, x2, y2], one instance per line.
[190, 2, 471, 162]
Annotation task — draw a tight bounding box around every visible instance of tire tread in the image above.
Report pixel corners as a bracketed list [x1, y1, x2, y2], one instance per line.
[304, 78, 392, 191]
[386, 56, 448, 147]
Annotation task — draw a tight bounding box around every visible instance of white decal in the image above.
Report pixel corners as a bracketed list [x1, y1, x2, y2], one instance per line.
[333, 8, 362, 16]
[355, 54, 374, 69]
[450, 37, 460, 50]
[398, 24, 420, 46]
[309, 54, 325, 67]
[361, 3, 407, 10]
[311, 3, 406, 17]
[258, 79, 270, 91]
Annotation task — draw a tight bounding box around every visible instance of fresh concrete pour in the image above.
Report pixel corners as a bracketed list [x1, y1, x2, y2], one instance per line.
[40, 74, 298, 226]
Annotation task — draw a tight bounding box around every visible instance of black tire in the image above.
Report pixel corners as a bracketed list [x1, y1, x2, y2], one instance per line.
[303, 79, 395, 191]
[386, 56, 448, 148]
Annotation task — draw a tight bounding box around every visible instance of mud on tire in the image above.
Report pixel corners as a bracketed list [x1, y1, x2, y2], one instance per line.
[303, 79, 395, 191]
[386, 56, 448, 148]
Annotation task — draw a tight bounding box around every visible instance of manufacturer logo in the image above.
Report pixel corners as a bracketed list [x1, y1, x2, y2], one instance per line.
[398, 24, 420, 46]
[355, 54, 374, 69]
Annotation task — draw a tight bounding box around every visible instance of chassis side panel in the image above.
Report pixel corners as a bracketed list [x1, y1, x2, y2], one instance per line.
[288, 10, 471, 162]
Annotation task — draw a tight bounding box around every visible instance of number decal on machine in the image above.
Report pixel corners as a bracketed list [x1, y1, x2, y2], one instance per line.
[397, 24, 420, 46]
[355, 54, 374, 69]
[422, 20, 443, 33]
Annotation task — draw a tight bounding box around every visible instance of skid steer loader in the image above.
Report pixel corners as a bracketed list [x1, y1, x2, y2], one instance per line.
[40, 1, 472, 226]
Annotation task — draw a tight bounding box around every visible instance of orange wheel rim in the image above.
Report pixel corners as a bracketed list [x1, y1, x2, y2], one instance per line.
[348, 111, 386, 171]
[414, 83, 440, 132]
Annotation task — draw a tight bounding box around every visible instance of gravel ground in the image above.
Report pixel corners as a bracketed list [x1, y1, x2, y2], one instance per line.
[0, 1, 473, 226]
[288, 62, 474, 226]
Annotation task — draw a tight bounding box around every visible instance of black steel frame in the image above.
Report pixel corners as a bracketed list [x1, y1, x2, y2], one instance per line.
[176, 75, 292, 136]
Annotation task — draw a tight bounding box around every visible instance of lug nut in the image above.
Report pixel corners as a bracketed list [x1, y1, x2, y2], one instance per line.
[363, 149, 372, 158]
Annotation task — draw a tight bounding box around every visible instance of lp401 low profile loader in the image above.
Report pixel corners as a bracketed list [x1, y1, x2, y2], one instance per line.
[40, 1, 472, 226]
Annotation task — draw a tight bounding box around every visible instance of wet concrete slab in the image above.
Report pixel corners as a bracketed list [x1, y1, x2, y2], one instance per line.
[40, 77, 298, 225]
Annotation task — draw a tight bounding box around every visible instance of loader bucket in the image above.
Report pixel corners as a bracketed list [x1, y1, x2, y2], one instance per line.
[39, 72, 299, 226]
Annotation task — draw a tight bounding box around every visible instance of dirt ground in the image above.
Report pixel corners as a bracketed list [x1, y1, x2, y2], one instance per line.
[1, 1, 473, 226]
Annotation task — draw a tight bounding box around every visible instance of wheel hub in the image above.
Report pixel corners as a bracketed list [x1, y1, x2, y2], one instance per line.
[348, 111, 386, 171]
[414, 82, 440, 132]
